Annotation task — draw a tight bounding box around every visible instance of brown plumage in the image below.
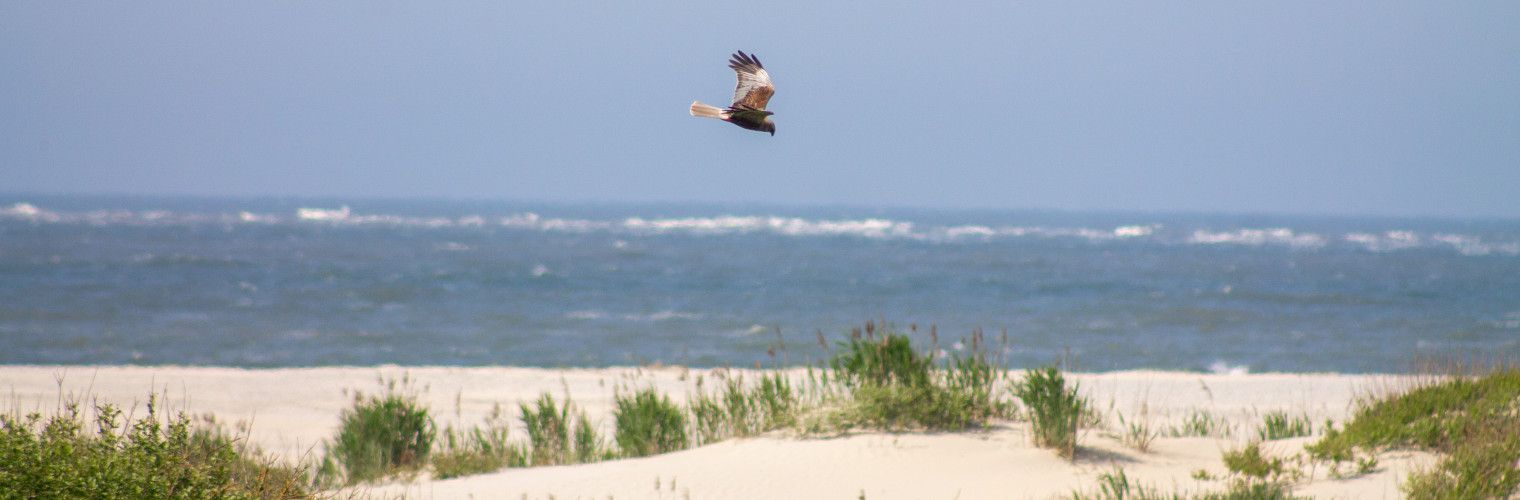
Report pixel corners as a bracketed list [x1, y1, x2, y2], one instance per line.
[689, 50, 777, 136]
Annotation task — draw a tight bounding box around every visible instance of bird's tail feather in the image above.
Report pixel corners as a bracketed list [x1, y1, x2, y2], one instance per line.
[689, 101, 725, 119]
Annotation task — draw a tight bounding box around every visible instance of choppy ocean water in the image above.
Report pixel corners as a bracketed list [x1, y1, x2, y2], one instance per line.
[2, 195, 1517, 372]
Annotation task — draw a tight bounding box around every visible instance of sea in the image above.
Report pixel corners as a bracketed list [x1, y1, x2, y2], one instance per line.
[2, 195, 1517, 373]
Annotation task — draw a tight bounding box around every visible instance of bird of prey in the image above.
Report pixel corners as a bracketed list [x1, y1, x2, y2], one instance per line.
[689, 51, 776, 136]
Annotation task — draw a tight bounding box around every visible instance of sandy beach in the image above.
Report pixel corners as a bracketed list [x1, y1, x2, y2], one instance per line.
[1, 365, 1436, 499]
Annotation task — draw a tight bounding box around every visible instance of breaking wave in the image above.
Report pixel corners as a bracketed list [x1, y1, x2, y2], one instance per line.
[3, 201, 1515, 255]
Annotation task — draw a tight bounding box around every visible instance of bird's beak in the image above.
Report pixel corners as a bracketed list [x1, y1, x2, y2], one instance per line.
[769, 130, 774, 136]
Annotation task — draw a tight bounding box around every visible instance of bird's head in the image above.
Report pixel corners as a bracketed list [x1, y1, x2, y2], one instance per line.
[763, 117, 776, 136]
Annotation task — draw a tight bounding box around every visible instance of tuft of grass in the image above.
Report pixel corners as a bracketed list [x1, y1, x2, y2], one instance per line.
[1014, 365, 1088, 460]
[1116, 410, 1158, 453]
[324, 377, 436, 485]
[432, 403, 527, 479]
[1221, 442, 1285, 480]
[613, 388, 688, 457]
[831, 330, 930, 388]
[1168, 410, 1232, 438]
[572, 411, 607, 463]
[521, 393, 571, 466]
[1306, 369, 1520, 499]
[1070, 466, 1302, 500]
[1255, 411, 1312, 441]
[1070, 467, 1186, 500]
[0, 396, 309, 498]
[824, 326, 1009, 432]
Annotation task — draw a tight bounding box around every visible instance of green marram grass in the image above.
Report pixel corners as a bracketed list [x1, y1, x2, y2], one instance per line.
[1255, 411, 1312, 441]
[1307, 368, 1520, 499]
[823, 324, 1010, 431]
[614, 388, 688, 457]
[1014, 365, 1088, 460]
[432, 403, 527, 480]
[322, 379, 436, 485]
[0, 396, 308, 499]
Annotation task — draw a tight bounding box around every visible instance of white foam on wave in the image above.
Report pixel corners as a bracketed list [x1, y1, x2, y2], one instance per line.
[620, 215, 916, 239]
[565, 310, 606, 320]
[238, 211, 281, 224]
[1344, 230, 1422, 252]
[1114, 224, 1158, 238]
[297, 206, 350, 221]
[1208, 360, 1250, 375]
[1189, 228, 1326, 248]
[1432, 233, 1520, 256]
[623, 311, 703, 321]
[942, 225, 997, 239]
[1, 202, 61, 222]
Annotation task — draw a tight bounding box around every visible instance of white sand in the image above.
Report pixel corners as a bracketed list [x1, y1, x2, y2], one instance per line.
[1, 366, 1434, 499]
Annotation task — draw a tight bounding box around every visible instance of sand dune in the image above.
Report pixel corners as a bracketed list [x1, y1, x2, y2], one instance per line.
[2, 366, 1433, 499]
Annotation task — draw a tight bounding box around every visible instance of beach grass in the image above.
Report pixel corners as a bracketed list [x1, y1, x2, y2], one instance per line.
[819, 324, 1011, 432]
[1255, 411, 1312, 441]
[432, 403, 527, 480]
[0, 395, 309, 498]
[1308, 367, 1520, 499]
[1014, 365, 1088, 459]
[613, 388, 688, 458]
[322, 377, 436, 485]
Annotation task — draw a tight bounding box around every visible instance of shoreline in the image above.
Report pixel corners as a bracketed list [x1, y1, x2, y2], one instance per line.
[2, 365, 1432, 498]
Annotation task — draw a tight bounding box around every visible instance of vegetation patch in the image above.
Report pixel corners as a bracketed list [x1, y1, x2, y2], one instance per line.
[1014, 365, 1088, 459]
[1307, 369, 1520, 499]
[0, 396, 308, 499]
[433, 403, 526, 480]
[614, 388, 688, 457]
[822, 324, 1010, 432]
[321, 377, 436, 485]
[1255, 411, 1312, 441]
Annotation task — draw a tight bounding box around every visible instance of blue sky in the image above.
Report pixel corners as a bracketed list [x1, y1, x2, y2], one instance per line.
[3, 1, 1517, 217]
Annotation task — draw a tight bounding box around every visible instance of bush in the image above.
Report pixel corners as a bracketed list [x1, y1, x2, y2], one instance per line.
[1307, 369, 1520, 499]
[613, 388, 688, 457]
[1014, 365, 1087, 459]
[1256, 411, 1312, 441]
[326, 380, 436, 484]
[0, 396, 308, 498]
[433, 403, 527, 480]
[825, 327, 1007, 431]
[521, 393, 570, 466]
[830, 331, 930, 388]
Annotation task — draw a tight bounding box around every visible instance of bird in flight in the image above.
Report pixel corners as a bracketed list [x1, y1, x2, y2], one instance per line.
[690, 51, 776, 136]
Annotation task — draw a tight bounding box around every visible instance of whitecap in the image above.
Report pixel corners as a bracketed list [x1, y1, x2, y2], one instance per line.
[1113, 224, 1157, 238]
[1189, 228, 1325, 249]
[565, 310, 605, 320]
[531, 264, 551, 277]
[943, 225, 996, 239]
[622, 311, 702, 321]
[1433, 233, 1520, 256]
[1345, 230, 1422, 252]
[238, 211, 280, 224]
[297, 206, 350, 222]
[1207, 360, 1249, 375]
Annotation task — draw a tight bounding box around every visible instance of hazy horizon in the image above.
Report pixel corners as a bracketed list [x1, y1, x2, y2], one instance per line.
[4, 2, 1518, 218]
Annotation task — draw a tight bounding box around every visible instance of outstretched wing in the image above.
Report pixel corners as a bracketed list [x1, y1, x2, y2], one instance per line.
[728, 51, 774, 111]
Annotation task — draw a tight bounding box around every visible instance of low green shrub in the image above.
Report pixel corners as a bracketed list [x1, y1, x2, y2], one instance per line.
[1307, 369, 1520, 499]
[614, 388, 688, 457]
[432, 403, 526, 480]
[1014, 365, 1088, 459]
[521, 393, 570, 466]
[0, 397, 308, 498]
[325, 379, 436, 484]
[824, 326, 1008, 431]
